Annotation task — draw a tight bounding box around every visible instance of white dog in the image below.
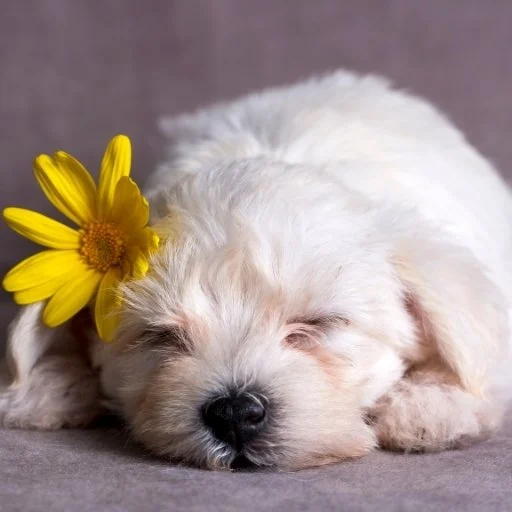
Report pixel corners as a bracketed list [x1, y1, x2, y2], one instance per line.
[1, 70, 511, 470]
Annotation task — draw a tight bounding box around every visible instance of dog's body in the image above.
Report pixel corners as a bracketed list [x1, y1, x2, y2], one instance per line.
[2, 70, 512, 470]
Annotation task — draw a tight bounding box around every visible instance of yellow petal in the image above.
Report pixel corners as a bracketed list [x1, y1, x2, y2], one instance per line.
[130, 226, 160, 254]
[124, 246, 149, 280]
[95, 267, 122, 342]
[3, 250, 85, 291]
[43, 269, 102, 327]
[111, 177, 149, 231]
[33, 152, 97, 226]
[14, 275, 68, 304]
[97, 135, 131, 218]
[3, 208, 80, 249]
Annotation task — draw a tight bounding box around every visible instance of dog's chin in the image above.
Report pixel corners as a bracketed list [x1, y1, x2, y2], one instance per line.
[190, 441, 280, 471]
[205, 449, 270, 472]
[230, 454, 263, 471]
[151, 431, 285, 471]
[165, 436, 360, 472]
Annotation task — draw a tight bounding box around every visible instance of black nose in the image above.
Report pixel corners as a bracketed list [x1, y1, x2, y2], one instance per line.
[201, 392, 267, 450]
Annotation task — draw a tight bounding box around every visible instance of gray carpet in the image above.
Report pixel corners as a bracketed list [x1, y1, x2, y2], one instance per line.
[1, 412, 511, 512]
[1, 1, 512, 511]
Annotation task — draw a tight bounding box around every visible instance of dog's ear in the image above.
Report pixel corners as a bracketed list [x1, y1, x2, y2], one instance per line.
[1, 303, 103, 429]
[391, 229, 508, 396]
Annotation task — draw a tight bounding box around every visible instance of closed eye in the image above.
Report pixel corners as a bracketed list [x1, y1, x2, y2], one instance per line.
[284, 314, 350, 348]
[135, 325, 191, 353]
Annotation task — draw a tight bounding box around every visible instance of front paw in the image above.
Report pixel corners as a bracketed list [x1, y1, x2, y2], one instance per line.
[0, 355, 102, 431]
[371, 381, 502, 452]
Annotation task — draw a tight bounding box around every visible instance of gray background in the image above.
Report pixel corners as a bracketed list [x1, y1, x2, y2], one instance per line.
[1, 1, 511, 511]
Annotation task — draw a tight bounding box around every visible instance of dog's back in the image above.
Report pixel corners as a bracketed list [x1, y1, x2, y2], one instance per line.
[151, 69, 512, 311]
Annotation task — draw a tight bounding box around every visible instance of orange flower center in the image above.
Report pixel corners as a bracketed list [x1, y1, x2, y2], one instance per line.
[80, 221, 126, 273]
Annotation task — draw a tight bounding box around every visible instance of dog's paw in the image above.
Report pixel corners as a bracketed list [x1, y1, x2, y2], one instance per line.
[0, 394, 70, 430]
[0, 355, 102, 430]
[371, 380, 502, 452]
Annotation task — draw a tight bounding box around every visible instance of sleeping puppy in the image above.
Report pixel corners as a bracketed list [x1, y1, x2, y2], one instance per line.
[1, 70, 511, 470]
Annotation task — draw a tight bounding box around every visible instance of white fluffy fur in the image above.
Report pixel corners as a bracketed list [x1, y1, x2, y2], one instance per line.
[2, 70, 511, 470]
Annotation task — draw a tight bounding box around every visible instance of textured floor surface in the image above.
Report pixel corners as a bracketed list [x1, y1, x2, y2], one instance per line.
[0, 397, 511, 512]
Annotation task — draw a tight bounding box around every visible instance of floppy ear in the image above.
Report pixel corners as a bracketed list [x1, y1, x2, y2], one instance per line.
[1, 303, 103, 429]
[391, 230, 508, 396]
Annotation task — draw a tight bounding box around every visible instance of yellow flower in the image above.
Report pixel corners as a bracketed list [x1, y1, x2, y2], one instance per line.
[3, 135, 159, 342]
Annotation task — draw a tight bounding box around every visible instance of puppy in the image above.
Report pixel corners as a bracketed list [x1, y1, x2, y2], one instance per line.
[1, 70, 511, 470]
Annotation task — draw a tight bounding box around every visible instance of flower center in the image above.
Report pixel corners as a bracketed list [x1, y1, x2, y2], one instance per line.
[80, 221, 126, 273]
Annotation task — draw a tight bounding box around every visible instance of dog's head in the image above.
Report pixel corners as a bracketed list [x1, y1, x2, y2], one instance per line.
[104, 159, 423, 470]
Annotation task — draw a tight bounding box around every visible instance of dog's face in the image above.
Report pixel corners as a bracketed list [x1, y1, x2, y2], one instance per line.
[107, 160, 414, 470]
